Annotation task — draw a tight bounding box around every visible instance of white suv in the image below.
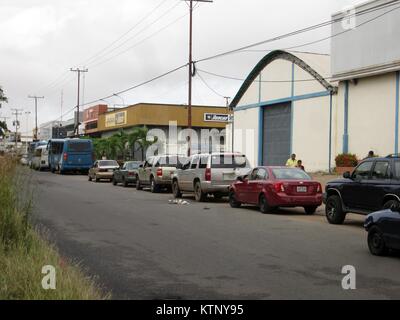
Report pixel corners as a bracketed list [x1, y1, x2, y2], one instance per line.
[172, 152, 252, 202]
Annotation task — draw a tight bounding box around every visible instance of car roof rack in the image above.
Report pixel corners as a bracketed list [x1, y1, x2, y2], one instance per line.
[386, 154, 400, 158]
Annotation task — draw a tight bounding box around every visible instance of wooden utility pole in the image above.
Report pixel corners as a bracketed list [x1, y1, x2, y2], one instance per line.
[184, 0, 213, 156]
[28, 95, 44, 141]
[70, 68, 88, 137]
[11, 108, 23, 150]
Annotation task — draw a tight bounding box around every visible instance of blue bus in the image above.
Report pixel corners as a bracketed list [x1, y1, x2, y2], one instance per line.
[48, 138, 94, 174]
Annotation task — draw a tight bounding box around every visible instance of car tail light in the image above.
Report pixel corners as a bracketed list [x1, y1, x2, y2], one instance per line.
[157, 168, 163, 177]
[63, 152, 68, 161]
[273, 183, 285, 193]
[317, 183, 322, 194]
[205, 168, 212, 181]
[128, 172, 135, 177]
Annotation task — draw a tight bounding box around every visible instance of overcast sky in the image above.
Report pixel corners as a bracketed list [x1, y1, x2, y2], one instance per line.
[0, 0, 364, 134]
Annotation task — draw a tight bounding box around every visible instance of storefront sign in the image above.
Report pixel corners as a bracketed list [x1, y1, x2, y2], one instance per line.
[204, 113, 233, 123]
[105, 111, 127, 128]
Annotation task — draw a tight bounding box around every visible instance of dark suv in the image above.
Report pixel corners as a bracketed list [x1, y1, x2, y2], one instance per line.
[323, 155, 400, 224]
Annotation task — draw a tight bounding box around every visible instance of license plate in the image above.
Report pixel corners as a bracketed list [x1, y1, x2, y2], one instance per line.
[108, 169, 114, 172]
[297, 186, 307, 193]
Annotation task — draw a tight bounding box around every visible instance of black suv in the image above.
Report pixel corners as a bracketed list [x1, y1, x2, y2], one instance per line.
[323, 155, 400, 224]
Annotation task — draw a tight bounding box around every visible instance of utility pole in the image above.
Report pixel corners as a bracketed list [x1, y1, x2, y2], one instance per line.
[184, 0, 213, 156]
[11, 108, 23, 151]
[28, 95, 44, 141]
[70, 68, 88, 137]
[224, 96, 233, 152]
[60, 90, 64, 122]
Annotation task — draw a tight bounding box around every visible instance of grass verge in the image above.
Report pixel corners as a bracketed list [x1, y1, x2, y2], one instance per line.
[0, 156, 109, 299]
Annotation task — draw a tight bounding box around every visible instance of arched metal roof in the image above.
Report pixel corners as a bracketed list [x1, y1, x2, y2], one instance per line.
[230, 50, 337, 109]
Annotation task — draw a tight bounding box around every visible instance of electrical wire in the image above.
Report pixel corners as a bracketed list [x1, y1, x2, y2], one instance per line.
[195, 0, 400, 63]
[196, 71, 226, 98]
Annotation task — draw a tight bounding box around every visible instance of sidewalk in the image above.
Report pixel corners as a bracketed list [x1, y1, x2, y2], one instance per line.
[310, 173, 340, 189]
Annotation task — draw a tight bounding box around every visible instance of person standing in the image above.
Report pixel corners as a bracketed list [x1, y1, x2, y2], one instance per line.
[296, 160, 305, 171]
[286, 154, 297, 167]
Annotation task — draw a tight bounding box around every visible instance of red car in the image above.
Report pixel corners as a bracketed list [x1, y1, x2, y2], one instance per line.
[229, 166, 323, 214]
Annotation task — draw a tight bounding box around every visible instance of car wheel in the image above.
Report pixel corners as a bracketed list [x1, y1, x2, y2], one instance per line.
[112, 177, 117, 186]
[194, 181, 207, 202]
[304, 206, 318, 215]
[150, 177, 159, 193]
[259, 194, 273, 214]
[136, 176, 143, 190]
[51, 166, 56, 174]
[325, 195, 346, 225]
[123, 177, 129, 188]
[229, 191, 241, 208]
[172, 180, 182, 198]
[88, 175, 92, 182]
[368, 226, 388, 256]
[95, 175, 100, 182]
[383, 200, 399, 210]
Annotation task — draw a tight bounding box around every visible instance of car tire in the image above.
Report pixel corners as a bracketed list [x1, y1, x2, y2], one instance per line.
[383, 200, 399, 210]
[259, 194, 273, 214]
[150, 177, 159, 193]
[112, 177, 117, 186]
[304, 206, 318, 215]
[325, 195, 346, 225]
[95, 175, 100, 182]
[172, 180, 182, 198]
[194, 181, 207, 202]
[229, 191, 241, 208]
[136, 176, 143, 190]
[88, 175, 92, 182]
[123, 177, 129, 188]
[368, 226, 388, 256]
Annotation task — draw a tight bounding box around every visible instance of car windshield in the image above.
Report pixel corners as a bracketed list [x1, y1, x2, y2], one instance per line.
[157, 156, 187, 168]
[67, 141, 91, 152]
[99, 160, 119, 167]
[272, 168, 311, 180]
[211, 154, 248, 169]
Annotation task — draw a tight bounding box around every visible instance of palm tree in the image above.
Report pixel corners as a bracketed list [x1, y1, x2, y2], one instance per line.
[128, 126, 158, 161]
[110, 130, 128, 160]
[0, 121, 8, 138]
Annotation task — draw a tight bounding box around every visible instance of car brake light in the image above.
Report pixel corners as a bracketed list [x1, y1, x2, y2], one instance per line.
[63, 152, 68, 161]
[157, 168, 163, 177]
[128, 172, 135, 177]
[205, 168, 211, 181]
[273, 183, 285, 193]
[317, 183, 322, 194]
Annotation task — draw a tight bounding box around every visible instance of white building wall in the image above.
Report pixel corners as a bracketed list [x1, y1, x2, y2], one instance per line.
[292, 95, 335, 172]
[336, 73, 397, 159]
[233, 108, 259, 167]
[259, 59, 292, 101]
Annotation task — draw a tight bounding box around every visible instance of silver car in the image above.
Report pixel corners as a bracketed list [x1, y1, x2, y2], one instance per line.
[172, 152, 252, 202]
[136, 155, 187, 193]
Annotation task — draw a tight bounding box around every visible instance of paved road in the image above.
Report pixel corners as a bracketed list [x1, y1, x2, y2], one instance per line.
[32, 171, 400, 299]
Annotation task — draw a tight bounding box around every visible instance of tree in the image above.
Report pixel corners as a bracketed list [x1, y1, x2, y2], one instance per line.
[128, 126, 158, 161]
[110, 130, 128, 160]
[0, 86, 7, 106]
[0, 121, 8, 138]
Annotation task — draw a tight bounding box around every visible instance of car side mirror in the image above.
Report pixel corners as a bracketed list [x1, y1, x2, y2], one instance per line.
[176, 163, 183, 170]
[343, 171, 351, 179]
[139, 164, 143, 168]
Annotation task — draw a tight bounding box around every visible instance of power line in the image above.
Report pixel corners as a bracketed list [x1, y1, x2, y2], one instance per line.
[195, 0, 400, 64]
[82, 0, 171, 67]
[197, 68, 332, 83]
[196, 71, 226, 98]
[34, 0, 175, 94]
[70, 68, 89, 136]
[86, 0, 182, 68]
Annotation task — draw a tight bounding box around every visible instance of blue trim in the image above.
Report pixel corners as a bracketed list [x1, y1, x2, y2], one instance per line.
[343, 81, 349, 153]
[258, 74, 263, 166]
[236, 90, 331, 111]
[395, 71, 400, 154]
[329, 93, 333, 173]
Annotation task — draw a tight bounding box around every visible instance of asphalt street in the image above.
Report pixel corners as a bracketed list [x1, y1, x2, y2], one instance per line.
[32, 171, 400, 299]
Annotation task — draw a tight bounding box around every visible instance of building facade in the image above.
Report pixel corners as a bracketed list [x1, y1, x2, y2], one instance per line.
[229, 0, 400, 172]
[85, 103, 232, 157]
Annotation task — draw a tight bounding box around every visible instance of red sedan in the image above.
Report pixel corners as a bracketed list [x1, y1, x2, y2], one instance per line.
[229, 166, 323, 214]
